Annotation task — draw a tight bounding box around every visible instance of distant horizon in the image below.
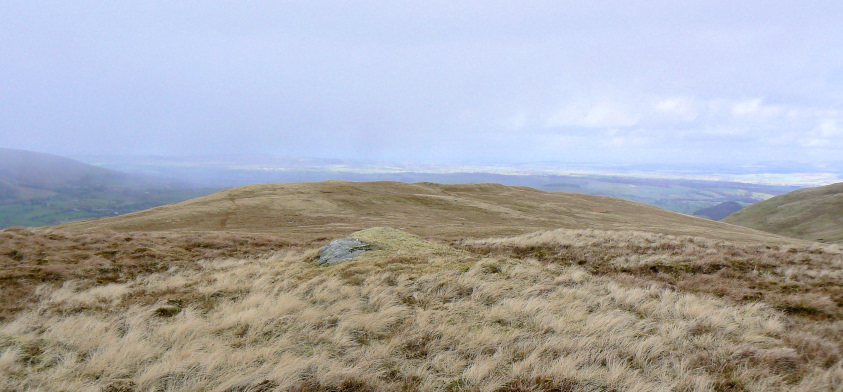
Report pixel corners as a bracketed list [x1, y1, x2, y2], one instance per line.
[53, 149, 843, 171]
[3, 146, 840, 187]
[8, 144, 843, 170]
[65, 150, 843, 187]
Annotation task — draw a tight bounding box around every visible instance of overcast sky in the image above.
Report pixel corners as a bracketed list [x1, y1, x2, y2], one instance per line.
[2, 1, 842, 166]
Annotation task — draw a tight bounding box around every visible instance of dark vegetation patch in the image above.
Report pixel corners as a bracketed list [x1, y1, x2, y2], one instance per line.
[0, 227, 299, 322]
[497, 377, 583, 392]
[464, 237, 841, 318]
[289, 378, 378, 392]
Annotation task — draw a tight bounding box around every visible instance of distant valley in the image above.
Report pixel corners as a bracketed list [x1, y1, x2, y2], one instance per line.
[76, 154, 806, 217]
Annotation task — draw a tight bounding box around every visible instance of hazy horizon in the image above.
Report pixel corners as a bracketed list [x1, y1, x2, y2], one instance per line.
[2, 2, 842, 166]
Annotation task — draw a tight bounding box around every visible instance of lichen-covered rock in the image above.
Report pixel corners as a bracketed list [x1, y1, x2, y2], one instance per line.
[317, 238, 372, 265]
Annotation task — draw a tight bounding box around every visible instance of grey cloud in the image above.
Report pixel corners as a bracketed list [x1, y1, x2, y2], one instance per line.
[1, 1, 842, 165]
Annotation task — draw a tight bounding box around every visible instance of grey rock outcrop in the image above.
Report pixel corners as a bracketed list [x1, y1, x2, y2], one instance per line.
[317, 238, 372, 265]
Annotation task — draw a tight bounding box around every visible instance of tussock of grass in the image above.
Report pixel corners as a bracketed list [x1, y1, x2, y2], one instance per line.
[348, 227, 458, 269]
[352, 227, 449, 253]
[466, 228, 843, 380]
[1, 228, 840, 391]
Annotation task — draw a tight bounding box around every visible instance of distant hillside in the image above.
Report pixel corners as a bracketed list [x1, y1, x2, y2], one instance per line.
[0, 147, 131, 190]
[82, 153, 802, 215]
[693, 201, 745, 220]
[60, 180, 802, 245]
[542, 176, 796, 215]
[0, 148, 216, 227]
[723, 182, 843, 244]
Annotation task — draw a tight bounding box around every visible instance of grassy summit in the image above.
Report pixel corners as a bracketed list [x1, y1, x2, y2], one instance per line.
[59, 181, 800, 244]
[1, 182, 841, 391]
[724, 182, 843, 244]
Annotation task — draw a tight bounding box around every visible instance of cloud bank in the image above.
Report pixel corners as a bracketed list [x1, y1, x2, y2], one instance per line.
[1, 1, 842, 165]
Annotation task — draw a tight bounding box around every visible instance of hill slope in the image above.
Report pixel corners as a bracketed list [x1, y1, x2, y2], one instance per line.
[693, 201, 745, 220]
[59, 180, 800, 244]
[723, 182, 843, 244]
[0, 148, 215, 227]
[0, 147, 130, 190]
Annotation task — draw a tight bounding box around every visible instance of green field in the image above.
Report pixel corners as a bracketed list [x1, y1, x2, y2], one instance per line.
[0, 187, 217, 228]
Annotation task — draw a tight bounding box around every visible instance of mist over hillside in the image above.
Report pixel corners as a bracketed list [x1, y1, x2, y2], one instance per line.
[73, 153, 808, 216]
[0, 149, 217, 227]
[0, 148, 814, 228]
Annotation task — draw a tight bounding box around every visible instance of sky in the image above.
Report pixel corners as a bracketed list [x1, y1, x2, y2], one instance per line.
[2, 1, 843, 166]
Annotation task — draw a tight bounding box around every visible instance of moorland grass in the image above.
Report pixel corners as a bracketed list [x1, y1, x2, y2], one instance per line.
[1, 228, 841, 391]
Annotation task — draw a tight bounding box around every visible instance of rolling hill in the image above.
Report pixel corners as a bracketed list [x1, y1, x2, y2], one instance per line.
[723, 182, 843, 244]
[84, 153, 802, 215]
[693, 200, 745, 220]
[0, 148, 216, 227]
[59, 180, 801, 244]
[0, 147, 132, 190]
[3, 181, 841, 391]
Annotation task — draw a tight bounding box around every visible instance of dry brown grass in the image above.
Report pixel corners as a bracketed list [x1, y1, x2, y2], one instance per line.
[56, 181, 803, 245]
[0, 227, 298, 323]
[465, 229, 843, 379]
[465, 229, 843, 318]
[1, 228, 840, 391]
[2, 182, 840, 391]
